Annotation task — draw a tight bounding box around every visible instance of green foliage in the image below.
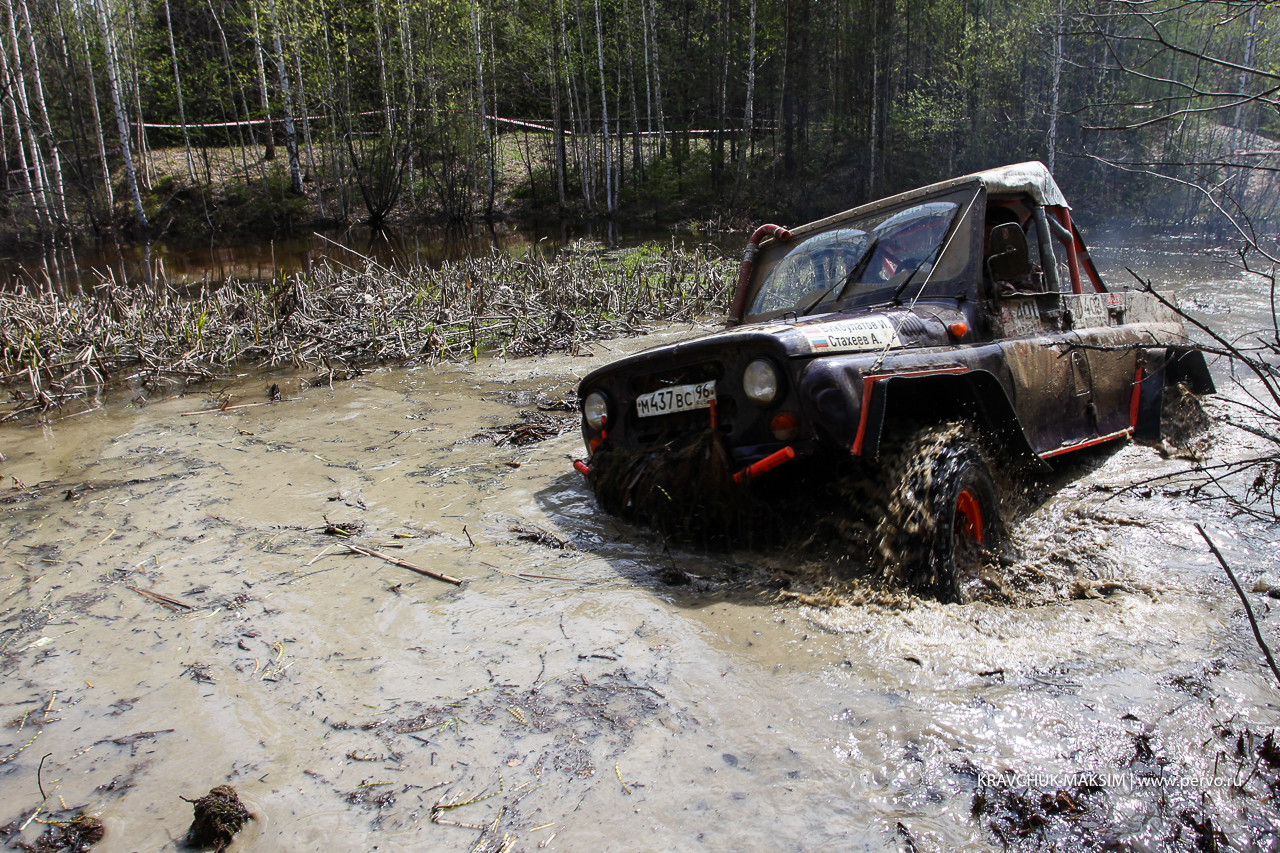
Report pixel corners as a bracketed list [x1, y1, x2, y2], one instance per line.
[9, 0, 1279, 241]
[212, 167, 310, 234]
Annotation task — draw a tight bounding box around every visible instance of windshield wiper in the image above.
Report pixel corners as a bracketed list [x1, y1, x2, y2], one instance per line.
[889, 267, 921, 303]
[801, 237, 881, 316]
[889, 247, 942, 303]
[798, 279, 843, 316]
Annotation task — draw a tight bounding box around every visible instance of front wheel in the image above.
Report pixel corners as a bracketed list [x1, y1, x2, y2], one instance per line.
[875, 424, 1003, 602]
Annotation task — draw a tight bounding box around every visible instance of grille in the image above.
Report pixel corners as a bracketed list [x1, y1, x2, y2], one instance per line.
[625, 360, 731, 445]
[628, 360, 724, 396]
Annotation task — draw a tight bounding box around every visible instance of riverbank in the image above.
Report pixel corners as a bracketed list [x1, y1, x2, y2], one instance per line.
[0, 242, 734, 422]
[0, 140, 761, 255]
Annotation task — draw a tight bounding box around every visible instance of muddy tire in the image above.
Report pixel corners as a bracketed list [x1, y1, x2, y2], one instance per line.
[874, 423, 1003, 602]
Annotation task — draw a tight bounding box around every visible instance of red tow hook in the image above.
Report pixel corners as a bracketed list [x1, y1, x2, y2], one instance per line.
[574, 460, 592, 476]
[733, 446, 796, 484]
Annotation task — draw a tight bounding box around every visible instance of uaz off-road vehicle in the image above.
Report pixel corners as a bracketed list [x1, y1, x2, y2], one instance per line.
[573, 163, 1213, 601]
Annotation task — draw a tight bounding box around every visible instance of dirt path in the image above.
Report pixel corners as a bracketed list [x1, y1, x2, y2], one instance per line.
[1, 321, 1277, 852]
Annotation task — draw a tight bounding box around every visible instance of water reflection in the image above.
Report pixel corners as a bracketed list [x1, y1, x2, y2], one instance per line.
[2, 220, 734, 293]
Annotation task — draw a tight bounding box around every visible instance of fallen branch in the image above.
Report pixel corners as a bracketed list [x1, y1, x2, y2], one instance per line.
[1197, 523, 1280, 689]
[128, 586, 193, 610]
[344, 543, 462, 585]
[180, 400, 286, 416]
[478, 560, 533, 582]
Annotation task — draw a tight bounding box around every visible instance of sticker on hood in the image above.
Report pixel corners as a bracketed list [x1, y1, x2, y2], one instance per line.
[801, 316, 902, 353]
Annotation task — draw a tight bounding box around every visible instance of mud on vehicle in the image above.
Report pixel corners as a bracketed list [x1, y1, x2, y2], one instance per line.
[573, 162, 1214, 602]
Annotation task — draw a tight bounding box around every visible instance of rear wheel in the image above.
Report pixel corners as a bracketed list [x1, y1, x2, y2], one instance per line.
[875, 423, 1003, 602]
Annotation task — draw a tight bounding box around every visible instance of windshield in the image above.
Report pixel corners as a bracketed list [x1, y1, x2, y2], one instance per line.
[746, 228, 871, 316]
[745, 197, 967, 321]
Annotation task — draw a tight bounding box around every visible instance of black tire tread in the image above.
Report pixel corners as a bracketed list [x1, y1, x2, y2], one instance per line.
[874, 422, 1001, 601]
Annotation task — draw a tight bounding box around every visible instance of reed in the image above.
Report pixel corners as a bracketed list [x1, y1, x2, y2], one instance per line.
[0, 242, 734, 420]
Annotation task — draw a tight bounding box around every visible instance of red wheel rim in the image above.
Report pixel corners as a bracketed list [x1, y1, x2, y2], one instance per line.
[955, 488, 984, 545]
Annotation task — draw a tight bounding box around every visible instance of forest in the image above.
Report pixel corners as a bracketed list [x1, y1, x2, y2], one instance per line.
[1, 0, 1276, 247]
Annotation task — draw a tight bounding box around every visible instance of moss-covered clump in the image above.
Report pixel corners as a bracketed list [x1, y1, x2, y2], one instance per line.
[183, 785, 252, 851]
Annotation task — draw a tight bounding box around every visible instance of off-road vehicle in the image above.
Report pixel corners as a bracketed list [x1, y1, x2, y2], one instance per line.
[573, 162, 1213, 600]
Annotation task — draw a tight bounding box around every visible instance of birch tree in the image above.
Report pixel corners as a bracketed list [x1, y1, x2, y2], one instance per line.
[593, 0, 611, 214]
[251, 2, 274, 160]
[92, 0, 147, 232]
[267, 0, 303, 193]
[162, 0, 196, 182]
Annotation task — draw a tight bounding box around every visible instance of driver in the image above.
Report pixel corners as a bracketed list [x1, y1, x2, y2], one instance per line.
[867, 216, 946, 282]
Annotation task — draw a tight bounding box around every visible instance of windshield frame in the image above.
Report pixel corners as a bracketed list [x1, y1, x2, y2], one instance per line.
[742, 184, 982, 324]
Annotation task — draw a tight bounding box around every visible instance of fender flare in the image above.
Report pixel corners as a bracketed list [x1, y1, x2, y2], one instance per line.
[853, 369, 1049, 471]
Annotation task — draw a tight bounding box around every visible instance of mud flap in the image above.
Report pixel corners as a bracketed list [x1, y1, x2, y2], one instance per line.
[1134, 350, 1167, 442]
[1134, 347, 1215, 442]
[1166, 347, 1215, 395]
[853, 378, 890, 460]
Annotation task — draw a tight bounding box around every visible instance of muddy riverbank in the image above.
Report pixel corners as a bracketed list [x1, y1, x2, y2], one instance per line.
[0, 243, 733, 423]
[1, 312, 1279, 851]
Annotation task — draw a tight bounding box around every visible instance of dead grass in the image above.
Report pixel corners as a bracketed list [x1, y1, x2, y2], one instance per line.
[0, 242, 733, 420]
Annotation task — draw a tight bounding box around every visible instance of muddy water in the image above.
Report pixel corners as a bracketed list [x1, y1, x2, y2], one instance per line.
[2, 246, 1279, 851]
[1, 222, 733, 293]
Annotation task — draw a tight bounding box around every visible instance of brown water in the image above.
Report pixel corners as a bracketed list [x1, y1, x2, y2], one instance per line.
[0, 222, 732, 293]
[2, 243, 1279, 851]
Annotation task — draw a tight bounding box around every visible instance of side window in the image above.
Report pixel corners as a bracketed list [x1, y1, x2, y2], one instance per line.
[931, 199, 974, 284]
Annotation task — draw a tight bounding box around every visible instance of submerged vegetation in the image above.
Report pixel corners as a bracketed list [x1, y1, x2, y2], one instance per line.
[0, 242, 732, 420]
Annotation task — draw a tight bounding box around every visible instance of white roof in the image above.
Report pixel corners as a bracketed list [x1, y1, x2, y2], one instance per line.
[971, 161, 1069, 208]
[779, 161, 1071, 244]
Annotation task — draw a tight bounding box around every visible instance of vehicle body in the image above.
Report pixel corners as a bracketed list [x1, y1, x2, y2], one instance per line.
[573, 162, 1213, 600]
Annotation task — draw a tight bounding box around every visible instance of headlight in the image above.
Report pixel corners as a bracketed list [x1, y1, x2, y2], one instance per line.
[743, 359, 779, 406]
[583, 391, 609, 430]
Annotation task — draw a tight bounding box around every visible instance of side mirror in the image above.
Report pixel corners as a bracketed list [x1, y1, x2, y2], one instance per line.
[987, 223, 1030, 281]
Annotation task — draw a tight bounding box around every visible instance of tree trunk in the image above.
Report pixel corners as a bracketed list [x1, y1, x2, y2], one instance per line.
[594, 0, 612, 214]
[124, 20, 151, 188]
[548, 5, 566, 213]
[1047, 0, 1062, 174]
[3, 0, 51, 230]
[320, 2, 347, 218]
[569, 0, 594, 210]
[291, 0, 322, 215]
[251, 4, 275, 160]
[18, 0, 66, 223]
[76, 3, 114, 209]
[267, 0, 304, 194]
[207, 0, 255, 184]
[373, 0, 392, 133]
[0, 6, 44, 232]
[645, 0, 665, 157]
[733, 0, 755, 198]
[93, 0, 147, 233]
[715, 0, 729, 183]
[470, 0, 494, 218]
[396, 0, 415, 205]
[623, 0, 641, 185]
[162, 0, 195, 182]
[1229, 2, 1259, 203]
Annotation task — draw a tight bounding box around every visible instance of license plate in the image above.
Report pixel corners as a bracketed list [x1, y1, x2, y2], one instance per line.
[635, 381, 717, 418]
